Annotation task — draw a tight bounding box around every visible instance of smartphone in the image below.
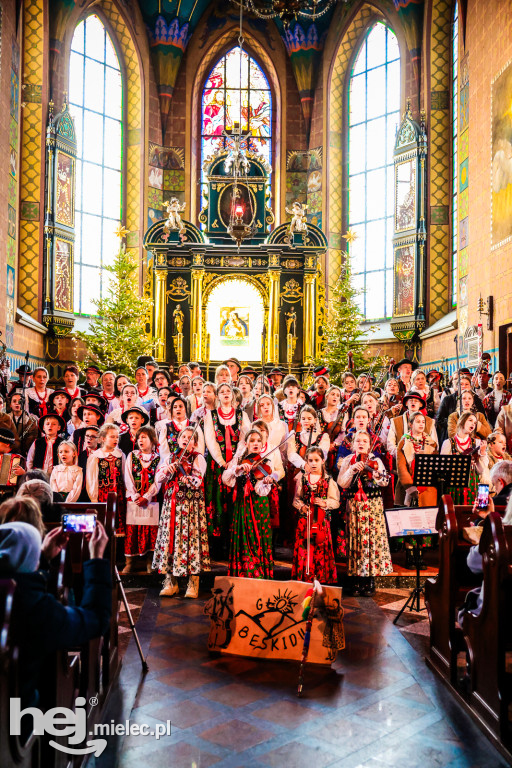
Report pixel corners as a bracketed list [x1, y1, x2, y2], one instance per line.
[476, 483, 490, 510]
[62, 513, 97, 534]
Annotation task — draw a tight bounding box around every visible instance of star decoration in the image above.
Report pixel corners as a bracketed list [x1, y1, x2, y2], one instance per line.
[114, 224, 130, 239]
[343, 229, 359, 244]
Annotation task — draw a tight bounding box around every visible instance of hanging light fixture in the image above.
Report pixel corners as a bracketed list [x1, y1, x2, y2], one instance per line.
[231, 0, 343, 29]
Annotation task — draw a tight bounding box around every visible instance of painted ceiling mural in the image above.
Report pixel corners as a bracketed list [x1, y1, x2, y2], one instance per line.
[49, 0, 425, 141]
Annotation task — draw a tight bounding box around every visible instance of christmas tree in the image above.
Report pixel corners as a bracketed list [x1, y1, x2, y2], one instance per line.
[316, 249, 386, 385]
[75, 228, 156, 377]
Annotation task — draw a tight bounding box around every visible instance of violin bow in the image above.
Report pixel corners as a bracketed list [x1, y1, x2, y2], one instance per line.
[173, 421, 200, 474]
[359, 347, 382, 391]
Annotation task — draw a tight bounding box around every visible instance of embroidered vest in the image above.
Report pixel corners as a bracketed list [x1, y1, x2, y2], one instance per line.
[211, 409, 243, 460]
[131, 453, 160, 493]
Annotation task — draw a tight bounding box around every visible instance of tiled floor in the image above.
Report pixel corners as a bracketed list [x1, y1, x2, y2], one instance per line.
[94, 583, 509, 768]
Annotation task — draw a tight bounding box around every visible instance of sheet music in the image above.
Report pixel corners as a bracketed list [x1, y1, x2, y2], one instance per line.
[385, 507, 438, 537]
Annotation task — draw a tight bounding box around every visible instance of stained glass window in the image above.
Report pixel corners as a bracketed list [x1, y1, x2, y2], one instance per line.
[451, 1, 459, 308]
[201, 47, 272, 203]
[347, 22, 400, 321]
[69, 15, 123, 316]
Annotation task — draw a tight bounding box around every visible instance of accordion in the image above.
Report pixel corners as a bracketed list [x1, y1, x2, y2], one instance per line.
[0, 453, 24, 489]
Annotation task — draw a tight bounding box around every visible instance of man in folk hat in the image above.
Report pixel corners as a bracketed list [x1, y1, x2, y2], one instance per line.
[223, 358, 242, 384]
[26, 413, 66, 474]
[0, 393, 20, 453]
[8, 392, 38, 456]
[7, 364, 33, 398]
[73, 404, 105, 454]
[48, 389, 72, 425]
[239, 366, 258, 383]
[268, 367, 285, 393]
[387, 392, 438, 458]
[393, 358, 418, 394]
[82, 365, 102, 393]
[306, 365, 330, 395]
[83, 392, 109, 414]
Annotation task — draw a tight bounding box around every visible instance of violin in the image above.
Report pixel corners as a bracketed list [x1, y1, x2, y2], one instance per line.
[239, 454, 274, 484]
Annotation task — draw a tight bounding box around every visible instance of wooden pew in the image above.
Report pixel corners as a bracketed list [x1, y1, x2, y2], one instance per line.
[424, 497, 484, 683]
[460, 512, 512, 752]
[0, 579, 41, 768]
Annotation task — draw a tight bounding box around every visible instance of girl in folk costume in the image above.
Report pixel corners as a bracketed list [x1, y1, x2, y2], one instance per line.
[214, 364, 232, 386]
[186, 376, 205, 416]
[153, 426, 210, 598]
[159, 396, 205, 458]
[292, 446, 339, 583]
[310, 375, 329, 411]
[67, 397, 84, 437]
[441, 410, 490, 504]
[25, 414, 66, 474]
[379, 378, 404, 420]
[24, 367, 54, 418]
[135, 366, 157, 407]
[107, 384, 144, 430]
[395, 412, 438, 507]
[152, 386, 171, 428]
[483, 371, 512, 428]
[278, 377, 302, 433]
[253, 376, 272, 399]
[222, 429, 273, 579]
[86, 423, 127, 536]
[254, 394, 286, 451]
[50, 440, 83, 502]
[119, 406, 149, 457]
[179, 375, 192, 400]
[203, 383, 251, 540]
[361, 392, 391, 446]
[336, 406, 376, 463]
[48, 390, 72, 426]
[487, 431, 512, 470]
[190, 382, 216, 427]
[252, 419, 285, 531]
[340, 371, 361, 416]
[123, 426, 162, 574]
[238, 374, 255, 421]
[318, 386, 348, 475]
[338, 430, 392, 596]
[447, 389, 491, 440]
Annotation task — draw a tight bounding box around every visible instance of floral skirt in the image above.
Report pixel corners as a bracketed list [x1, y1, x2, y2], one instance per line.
[347, 495, 393, 577]
[205, 458, 233, 539]
[291, 514, 337, 584]
[229, 490, 273, 579]
[125, 522, 158, 557]
[153, 484, 211, 576]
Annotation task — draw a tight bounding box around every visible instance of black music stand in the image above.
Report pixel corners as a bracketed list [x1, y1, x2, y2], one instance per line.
[391, 455, 472, 625]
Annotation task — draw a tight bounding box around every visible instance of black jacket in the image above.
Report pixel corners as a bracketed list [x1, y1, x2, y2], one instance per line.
[11, 558, 112, 707]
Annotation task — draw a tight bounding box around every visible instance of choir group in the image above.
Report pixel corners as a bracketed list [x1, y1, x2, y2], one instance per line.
[0, 353, 508, 599]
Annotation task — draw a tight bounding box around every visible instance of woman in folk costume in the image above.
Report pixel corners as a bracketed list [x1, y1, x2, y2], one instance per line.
[159, 396, 205, 458]
[252, 419, 284, 532]
[278, 377, 303, 433]
[338, 430, 392, 596]
[395, 412, 438, 506]
[222, 429, 273, 579]
[186, 375, 205, 416]
[487, 430, 512, 471]
[317, 386, 348, 475]
[203, 382, 251, 542]
[123, 425, 162, 574]
[107, 384, 144, 431]
[292, 446, 339, 583]
[154, 426, 210, 598]
[86, 422, 127, 537]
[447, 389, 492, 440]
[253, 394, 286, 452]
[441, 410, 490, 504]
[482, 371, 512, 428]
[24, 366, 54, 418]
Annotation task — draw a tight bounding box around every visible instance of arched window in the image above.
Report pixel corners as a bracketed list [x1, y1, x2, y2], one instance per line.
[451, 1, 459, 308]
[201, 46, 272, 204]
[347, 22, 400, 321]
[69, 15, 123, 316]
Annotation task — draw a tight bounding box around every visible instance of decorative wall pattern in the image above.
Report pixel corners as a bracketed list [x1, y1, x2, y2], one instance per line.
[18, 0, 44, 319]
[328, 5, 374, 284]
[428, 0, 452, 324]
[458, 51, 469, 335]
[6, 27, 20, 350]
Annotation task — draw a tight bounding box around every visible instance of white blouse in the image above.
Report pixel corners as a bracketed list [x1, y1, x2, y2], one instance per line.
[337, 453, 389, 489]
[124, 450, 162, 502]
[86, 447, 125, 502]
[203, 409, 251, 467]
[50, 464, 83, 502]
[156, 452, 206, 486]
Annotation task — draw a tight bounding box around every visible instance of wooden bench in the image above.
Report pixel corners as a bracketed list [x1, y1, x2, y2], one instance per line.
[424, 497, 486, 683]
[460, 512, 512, 753]
[0, 579, 41, 768]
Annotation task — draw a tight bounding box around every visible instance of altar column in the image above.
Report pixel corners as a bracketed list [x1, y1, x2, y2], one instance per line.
[190, 268, 204, 362]
[303, 273, 317, 362]
[154, 268, 167, 362]
[267, 269, 280, 364]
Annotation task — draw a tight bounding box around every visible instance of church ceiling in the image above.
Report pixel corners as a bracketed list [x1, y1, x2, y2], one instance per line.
[49, 0, 424, 139]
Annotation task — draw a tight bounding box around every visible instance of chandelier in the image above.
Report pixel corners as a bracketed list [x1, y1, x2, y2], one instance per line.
[230, 0, 342, 28]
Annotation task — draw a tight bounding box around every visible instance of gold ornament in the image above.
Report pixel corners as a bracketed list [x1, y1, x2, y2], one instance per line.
[343, 229, 358, 244]
[115, 224, 130, 239]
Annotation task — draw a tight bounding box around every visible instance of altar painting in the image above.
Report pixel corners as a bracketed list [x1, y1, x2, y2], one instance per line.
[206, 278, 264, 361]
[220, 308, 249, 345]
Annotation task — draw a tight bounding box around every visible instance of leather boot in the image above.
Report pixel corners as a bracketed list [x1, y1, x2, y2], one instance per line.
[185, 575, 200, 599]
[159, 574, 179, 597]
[122, 557, 136, 574]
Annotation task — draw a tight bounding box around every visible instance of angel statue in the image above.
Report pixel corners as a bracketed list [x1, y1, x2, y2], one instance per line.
[285, 201, 308, 234]
[164, 197, 186, 234]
